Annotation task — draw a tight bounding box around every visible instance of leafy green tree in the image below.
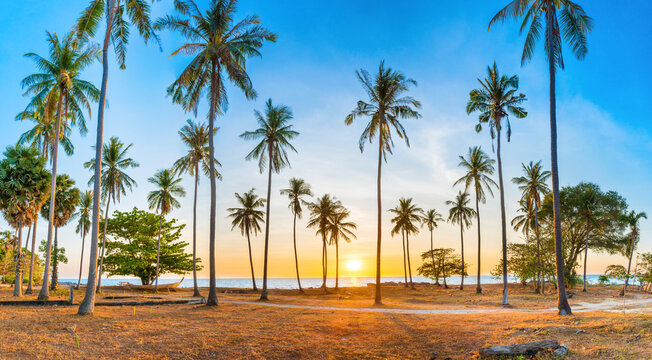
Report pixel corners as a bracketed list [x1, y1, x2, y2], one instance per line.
[173, 119, 221, 296]
[454, 146, 497, 294]
[417, 248, 467, 286]
[446, 191, 476, 291]
[327, 207, 357, 289]
[604, 264, 627, 281]
[38, 239, 68, 282]
[0, 146, 50, 296]
[227, 189, 265, 291]
[573, 183, 603, 292]
[280, 178, 313, 292]
[619, 210, 647, 296]
[307, 194, 343, 292]
[420, 209, 444, 285]
[491, 242, 545, 286]
[345, 61, 421, 305]
[102, 208, 198, 285]
[389, 198, 423, 289]
[154, 0, 276, 307]
[147, 169, 185, 292]
[241, 99, 298, 301]
[466, 63, 526, 304]
[490, 0, 593, 316]
[75, 190, 92, 289]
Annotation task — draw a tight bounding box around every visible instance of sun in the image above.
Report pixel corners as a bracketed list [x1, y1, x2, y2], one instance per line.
[346, 259, 362, 272]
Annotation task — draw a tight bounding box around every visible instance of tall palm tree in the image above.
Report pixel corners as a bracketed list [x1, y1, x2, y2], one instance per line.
[20, 31, 98, 301]
[241, 99, 298, 301]
[619, 211, 647, 296]
[328, 207, 357, 290]
[307, 194, 343, 292]
[575, 183, 603, 292]
[147, 169, 185, 293]
[389, 198, 423, 289]
[446, 191, 476, 291]
[512, 161, 551, 294]
[84, 136, 139, 293]
[227, 189, 265, 291]
[16, 97, 75, 163]
[345, 61, 421, 305]
[466, 63, 527, 305]
[280, 178, 313, 292]
[489, 0, 593, 316]
[421, 209, 444, 286]
[75, 190, 92, 289]
[389, 206, 409, 288]
[454, 146, 497, 294]
[173, 119, 221, 296]
[154, 0, 276, 307]
[75, 0, 157, 316]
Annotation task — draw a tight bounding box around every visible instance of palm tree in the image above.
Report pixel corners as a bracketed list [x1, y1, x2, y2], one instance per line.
[307, 194, 343, 292]
[173, 119, 221, 296]
[227, 189, 265, 291]
[16, 97, 75, 163]
[84, 136, 139, 293]
[280, 178, 313, 292]
[389, 198, 423, 289]
[147, 169, 185, 293]
[328, 207, 357, 290]
[154, 0, 276, 307]
[75, 0, 157, 316]
[619, 211, 647, 296]
[466, 63, 527, 304]
[454, 146, 497, 294]
[421, 209, 444, 286]
[241, 99, 298, 300]
[345, 61, 421, 305]
[446, 191, 476, 291]
[75, 190, 92, 289]
[575, 183, 603, 292]
[489, 0, 593, 316]
[389, 205, 409, 288]
[20, 31, 98, 301]
[512, 161, 551, 294]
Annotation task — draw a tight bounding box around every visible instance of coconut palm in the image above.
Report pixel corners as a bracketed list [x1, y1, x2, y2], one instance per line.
[466, 63, 527, 304]
[389, 198, 423, 289]
[154, 0, 276, 307]
[173, 119, 222, 296]
[345, 61, 421, 305]
[575, 183, 603, 292]
[75, 190, 92, 289]
[454, 146, 497, 294]
[84, 136, 139, 293]
[446, 191, 476, 291]
[16, 97, 75, 162]
[241, 99, 298, 301]
[421, 209, 444, 286]
[512, 161, 551, 294]
[619, 211, 647, 296]
[489, 0, 593, 316]
[147, 169, 185, 293]
[389, 205, 409, 287]
[227, 189, 265, 291]
[307, 194, 343, 292]
[280, 178, 313, 292]
[328, 207, 357, 290]
[75, 0, 157, 316]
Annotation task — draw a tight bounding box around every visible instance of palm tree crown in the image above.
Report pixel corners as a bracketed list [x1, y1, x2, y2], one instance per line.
[173, 119, 222, 180]
[85, 136, 139, 203]
[280, 178, 313, 219]
[328, 208, 357, 247]
[147, 169, 186, 216]
[446, 192, 476, 229]
[512, 161, 551, 209]
[75, 190, 93, 238]
[227, 189, 265, 237]
[454, 146, 497, 202]
[421, 209, 444, 232]
[389, 198, 424, 237]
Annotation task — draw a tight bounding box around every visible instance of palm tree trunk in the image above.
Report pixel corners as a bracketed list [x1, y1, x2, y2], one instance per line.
[374, 134, 383, 305]
[260, 142, 273, 301]
[293, 212, 302, 292]
[205, 60, 219, 307]
[321, 232, 328, 291]
[496, 123, 508, 305]
[96, 199, 111, 293]
[546, 2, 572, 316]
[442, 255, 448, 289]
[401, 229, 408, 287]
[620, 234, 636, 296]
[26, 217, 38, 294]
[77, 230, 86, 289]
[430, 229, 439, 286]
[154, 215, 162, 293]
[13, 226, 23, 297]
[459, 221, 465, 291]
[583, 219, 590, 292]
[335, 241, 339, 290]
[246, 228, 257, 291]
[535, 208, 542, 294]
[192, 166, 200, 297]
[51, 228, 59, 291]
[406, 231, 414, 289]
[475, 188, 482, 294]
[38, 87, 64, 301]
[79, 0, 117, 315]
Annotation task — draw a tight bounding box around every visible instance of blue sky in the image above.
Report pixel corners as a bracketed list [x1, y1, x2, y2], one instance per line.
[0, 1, 650, 279]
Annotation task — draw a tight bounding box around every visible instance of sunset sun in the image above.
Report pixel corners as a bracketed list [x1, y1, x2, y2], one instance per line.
[346, 259, 362, 272]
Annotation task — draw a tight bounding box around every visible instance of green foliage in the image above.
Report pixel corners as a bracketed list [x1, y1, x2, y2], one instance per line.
[172, 119, 222, 180]
[39, 239, 68, 267]
[84, 136, 139, 203]
[389, 198, 424, 238]
[101, 208, 199, 285]
[417, 248, 467, 283]
[227, 189, 266, 237]
[147, 169, 185, 216]
[446, 191, 476, 229]
[2, 249, 44, 284]
[40, 174, 81, 227]
[604, 264, 627, 280]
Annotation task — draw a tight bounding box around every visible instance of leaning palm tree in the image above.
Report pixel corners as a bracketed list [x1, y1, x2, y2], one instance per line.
[466, 63, 527, 305]
[446, 191, 476, 291]
[389, 198, 423, 289]
[84, 136, 139, 293]
[421, 209, 444, 286]
[619, 210, 647, 296]
[489, 0, 593, 316]
[173, 119, 221, 296]
[147, 169, 185, 293]
[154, 0, 276, 307]
[75, 190, 92, 289]
[328, 207, 357, 290]
[307, 194, 343, 292]
[241, 99, 298, 301]
[512, 161, 551, 294]
[227, 189, 265, 291]
[280, 178, 313, 292]
[454, 146, 497, 294]
[389, 204, 409, 288]
[345, 61, 421, 305]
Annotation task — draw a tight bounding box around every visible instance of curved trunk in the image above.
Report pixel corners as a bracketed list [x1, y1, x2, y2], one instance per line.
[321, 232, 328, 291]
[154, 215, 162, 293]
[430, 229, 439, 286]
[77, 230, 86, 289]
[96, 199, 111, 292]
[13, 226, 23, 297]
[459, 221, 465, 291]
[582, 219, 590, 292]
[374, 134, 383, 305]
[26, 217, 38, 294]
[206, 60, 219, 306]
[535, 208, 542, 294]
[192, 166, 200, 297]
[335, 240, 339, 290]
[260, 142, 273, 301]
[620, 234, 636, 296]
[475, 188, 482, 294]
[50, 228, 59, 290]
[292, 212, 302, 292]
[406, 231, 414, 289]
[401, 229, 408, 287]
[246, 227, 257, 291]
[496, 124, 508, 304]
